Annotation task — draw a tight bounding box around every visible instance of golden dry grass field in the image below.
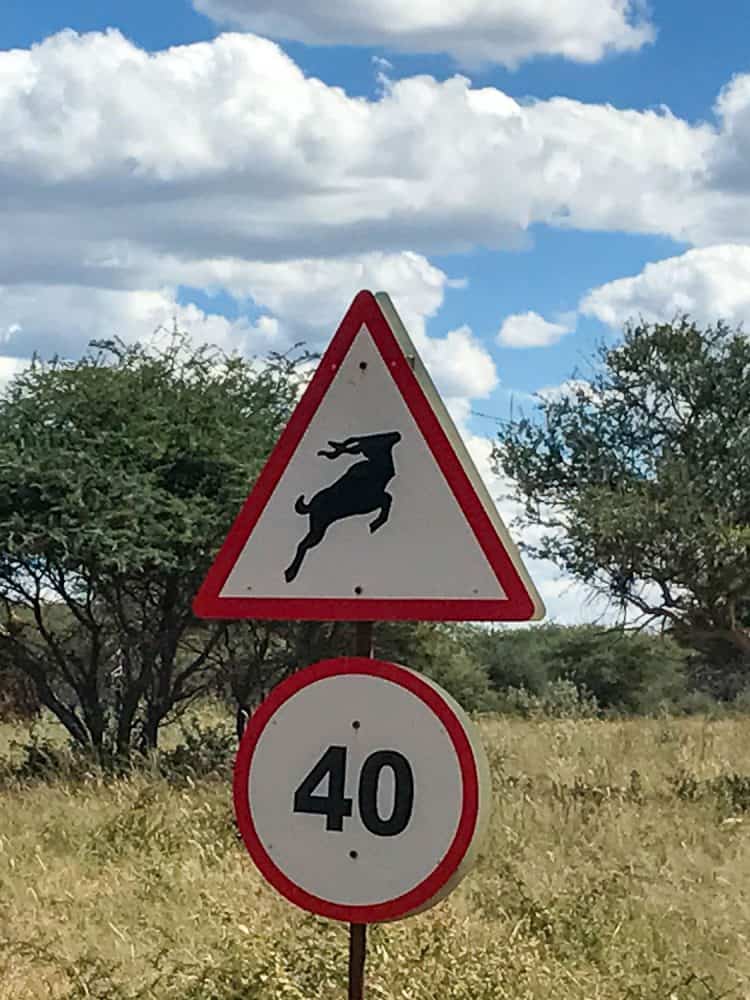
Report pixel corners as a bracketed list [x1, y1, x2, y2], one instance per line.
[1, 713, 749, 999]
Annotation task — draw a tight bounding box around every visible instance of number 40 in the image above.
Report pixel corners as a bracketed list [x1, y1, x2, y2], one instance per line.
[293, 745, 414, 837]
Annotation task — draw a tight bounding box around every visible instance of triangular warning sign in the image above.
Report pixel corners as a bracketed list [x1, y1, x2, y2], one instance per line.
[193, 290, 545, 622]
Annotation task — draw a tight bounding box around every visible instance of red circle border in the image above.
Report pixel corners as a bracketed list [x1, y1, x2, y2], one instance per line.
[233, 657, 480, 923]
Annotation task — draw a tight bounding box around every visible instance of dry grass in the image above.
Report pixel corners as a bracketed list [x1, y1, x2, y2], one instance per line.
[1, 714, 750, 998]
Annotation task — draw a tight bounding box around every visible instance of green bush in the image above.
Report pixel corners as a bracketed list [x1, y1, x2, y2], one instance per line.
[732, 687, 750, 714]
[552, 627, 689, 713]
[158, 716, 236, 780]
[420, 652, 500, 714]
[671, 690, 724, 717]
[0, 729, 95, 787]
[466, 625, 555, 695]
[670, 769, 750, 815]
[497, 679, 600, 719]
[471, 624, 690, 714]
[0, 664, 40, 721]
[377, 622, 500, 713]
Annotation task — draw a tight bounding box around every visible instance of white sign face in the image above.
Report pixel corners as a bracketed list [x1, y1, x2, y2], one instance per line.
[233, 658, 491, 923]
[221, 328, 503, 601]
[194, 289, 544, 622]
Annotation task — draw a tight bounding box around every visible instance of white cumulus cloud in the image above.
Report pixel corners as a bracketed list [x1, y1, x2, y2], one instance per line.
[0, 284, 282, 361]
[0, 249, 496, 414]
[5, 29, 750, 455]
[580, 244, 750, 329]
[184, 251, 450, 343]
[0, 27, 722, 297]
[498, 311, 572, 348]
[193, 0, 655, 68]
[418, 324, 498, 399]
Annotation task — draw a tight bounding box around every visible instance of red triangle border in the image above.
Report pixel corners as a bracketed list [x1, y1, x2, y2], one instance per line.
[193, 290, 537, 621]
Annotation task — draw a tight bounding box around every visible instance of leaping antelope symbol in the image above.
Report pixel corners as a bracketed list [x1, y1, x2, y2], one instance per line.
[284, 431, 402, 583]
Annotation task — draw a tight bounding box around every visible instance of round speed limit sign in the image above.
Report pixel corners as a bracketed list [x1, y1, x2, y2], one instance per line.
[233, 656, 491, 923]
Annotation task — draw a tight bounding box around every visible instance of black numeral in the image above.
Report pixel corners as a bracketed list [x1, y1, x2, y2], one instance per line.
[359, 750, 414, 837]
[292, 746, 415, 837]
[292, 745, 353, 831]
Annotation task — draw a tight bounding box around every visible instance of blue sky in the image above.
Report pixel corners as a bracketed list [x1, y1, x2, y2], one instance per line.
[3, 0, 745, 399]
[3, 1, 750, 619]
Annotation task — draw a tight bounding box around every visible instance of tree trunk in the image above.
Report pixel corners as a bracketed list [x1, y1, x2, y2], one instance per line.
[141, 712, 161, 751]
[730, 628, 750, 656]
[116, 685, 142, 759]
[38, 687, 90, 748]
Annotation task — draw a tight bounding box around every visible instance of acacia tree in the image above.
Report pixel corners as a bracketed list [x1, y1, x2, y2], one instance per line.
[213, 619, 500, 726]
[0, 335, 302, 757]
[494, 317, 750, 659]
[215, 620, 355, 736]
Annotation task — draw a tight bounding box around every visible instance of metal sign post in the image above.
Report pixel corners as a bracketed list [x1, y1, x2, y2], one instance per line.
[348, 918, 367, 1000]
[349, 621, 374, 999]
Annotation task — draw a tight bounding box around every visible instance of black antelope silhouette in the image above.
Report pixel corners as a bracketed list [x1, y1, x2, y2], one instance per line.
[284, 431, 402, 583]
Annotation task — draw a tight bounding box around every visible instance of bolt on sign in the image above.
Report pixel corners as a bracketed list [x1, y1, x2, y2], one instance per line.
[193, 289, 545, 622]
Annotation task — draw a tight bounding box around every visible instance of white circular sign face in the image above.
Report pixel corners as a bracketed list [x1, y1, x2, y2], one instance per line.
[233, 657, 490, 923]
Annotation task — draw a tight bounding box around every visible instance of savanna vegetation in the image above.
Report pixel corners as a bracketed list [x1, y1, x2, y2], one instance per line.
[0, 317, 748, 997]
[494, 316, 750, 666]
[2, 321, 749, 746]
[2, 709, 750, 999]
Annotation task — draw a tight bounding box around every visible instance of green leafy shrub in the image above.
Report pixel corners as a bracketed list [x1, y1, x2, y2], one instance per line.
[376, 622, 500, 712]
[0, 730, 94, 786]
[670, 769, 750, 814]
[158, 717, 236, 780]
[496, 679, 600, 719]
[473, 624, 690, 714]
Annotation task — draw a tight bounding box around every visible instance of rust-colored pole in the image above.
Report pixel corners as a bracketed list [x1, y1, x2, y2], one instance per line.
[354, 620, 374, 658]
[349, 620, 373, 999]
[348, 922, 367, 1000]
